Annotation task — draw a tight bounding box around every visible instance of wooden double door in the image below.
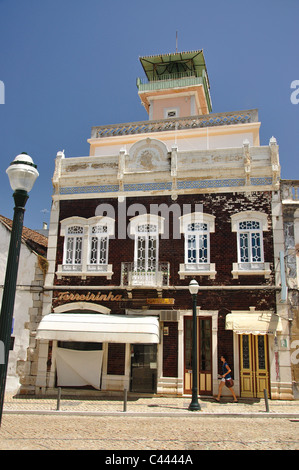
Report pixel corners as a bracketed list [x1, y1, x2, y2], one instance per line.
[184, 317, 212, 395]
[239, 334, 270, 398]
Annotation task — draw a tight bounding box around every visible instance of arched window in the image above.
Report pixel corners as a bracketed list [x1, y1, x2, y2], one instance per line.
[64, 225, 84, 268]
[129, 214, 164, 274]
[57, 216, 114, 279]
[135, 223, 158, 273]
[186, 222, 209, 265]
[61, 218, 85, 271]
[88, 224, 109, 271]
[179, 212, 216, 279]
[238, 220, 263, 264]
[231, 211, 270, 278]
[122, 214, 168, 287]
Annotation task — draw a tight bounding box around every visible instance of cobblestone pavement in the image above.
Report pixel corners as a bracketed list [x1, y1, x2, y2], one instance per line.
[0, 414, 298, 450]
[0, 393, 298, 450]
[3, 392, 299, 415]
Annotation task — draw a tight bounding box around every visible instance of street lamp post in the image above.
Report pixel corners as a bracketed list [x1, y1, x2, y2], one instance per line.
[0, 153, 39, 425]
[188, 279, 201, 411]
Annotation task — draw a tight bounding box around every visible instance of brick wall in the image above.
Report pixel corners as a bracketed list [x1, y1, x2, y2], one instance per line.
[57, 191, 274, 288]
[163, 322, 178, 377]
[54, 192, 276, 382]
[107, 343, 125, 375]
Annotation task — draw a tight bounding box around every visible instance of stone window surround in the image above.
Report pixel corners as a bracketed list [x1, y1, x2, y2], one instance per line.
[231, 211, 271, 279]
[178, 212, 216, 279]
[57, 216, 115, 280]
[55, 211, 272, 282]
[129, 214, 165, 279]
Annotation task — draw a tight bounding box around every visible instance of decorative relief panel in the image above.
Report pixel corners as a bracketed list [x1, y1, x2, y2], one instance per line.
[126, 138, 170, 173]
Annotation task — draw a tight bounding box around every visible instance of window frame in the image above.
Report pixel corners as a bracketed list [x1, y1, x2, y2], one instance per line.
[164, 107, 180, 119]
[57, 216, 115, 279]
[88, 223, 109, 270]
[134, 223, 159, 273]
[185, 221, 210, 265]
[126, 214, 165, 287]
[179, 212, 216, 279]
[237, 220, 264, 265]
[231, 211, 271, 279]
[129, 215, 164, 267]
[63, 224, 84, 270]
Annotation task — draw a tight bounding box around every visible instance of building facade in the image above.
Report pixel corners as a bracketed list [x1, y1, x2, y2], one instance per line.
[0, 216, 47, 394]
[280, 180, 299, 398]
[34, 50, 293, 399]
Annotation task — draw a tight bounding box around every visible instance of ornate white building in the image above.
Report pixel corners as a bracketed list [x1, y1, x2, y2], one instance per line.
[31, 50, 294, 399]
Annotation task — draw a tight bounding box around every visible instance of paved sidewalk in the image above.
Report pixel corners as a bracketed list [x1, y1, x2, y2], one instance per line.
[3, 392, 299, 418]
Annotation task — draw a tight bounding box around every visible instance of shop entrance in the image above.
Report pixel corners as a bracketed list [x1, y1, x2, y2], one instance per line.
[56, 341, 103, 389]
[239, 334, 270, 398]
[184, 317, 212, 395]
[130, 344, 157, 393]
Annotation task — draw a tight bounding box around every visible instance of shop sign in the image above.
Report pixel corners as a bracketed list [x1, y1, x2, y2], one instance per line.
[57, 291, 122, 302]
[147, 298, 175, 305]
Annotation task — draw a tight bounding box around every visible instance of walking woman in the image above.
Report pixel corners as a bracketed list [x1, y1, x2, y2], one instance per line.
[216, 355, 238, 402]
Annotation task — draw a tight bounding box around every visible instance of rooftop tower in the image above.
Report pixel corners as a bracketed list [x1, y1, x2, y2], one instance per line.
[137, 50, 212, 120]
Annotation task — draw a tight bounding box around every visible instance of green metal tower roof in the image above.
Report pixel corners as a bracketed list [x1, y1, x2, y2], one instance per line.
[139, 49, 210, 87]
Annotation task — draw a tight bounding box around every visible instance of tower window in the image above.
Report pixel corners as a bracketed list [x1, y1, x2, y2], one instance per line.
[164, 108, 179, 119]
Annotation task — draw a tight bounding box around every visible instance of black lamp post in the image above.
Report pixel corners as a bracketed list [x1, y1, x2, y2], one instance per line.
[188, 279, 201, 411]
[0, 153, 39, 425]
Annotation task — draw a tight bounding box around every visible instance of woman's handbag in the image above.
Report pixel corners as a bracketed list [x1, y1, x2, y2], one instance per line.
[225, 378, 234, 388]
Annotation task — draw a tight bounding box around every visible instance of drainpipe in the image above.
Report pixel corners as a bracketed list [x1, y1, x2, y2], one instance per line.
[279, 251, 288, 303]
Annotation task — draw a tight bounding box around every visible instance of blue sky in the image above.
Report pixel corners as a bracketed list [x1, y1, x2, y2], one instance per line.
[0, 0, 298, 230]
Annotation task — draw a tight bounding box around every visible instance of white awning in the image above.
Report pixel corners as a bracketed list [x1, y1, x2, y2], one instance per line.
[225, 311, 283, 335]
[36, 313, 159, 344]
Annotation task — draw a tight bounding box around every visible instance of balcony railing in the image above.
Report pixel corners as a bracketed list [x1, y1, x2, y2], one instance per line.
[136, 69, 212, 111]
[121, 262, 170, 288]
[137, 70, 204, 84]
[91, 109, 258, 139]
